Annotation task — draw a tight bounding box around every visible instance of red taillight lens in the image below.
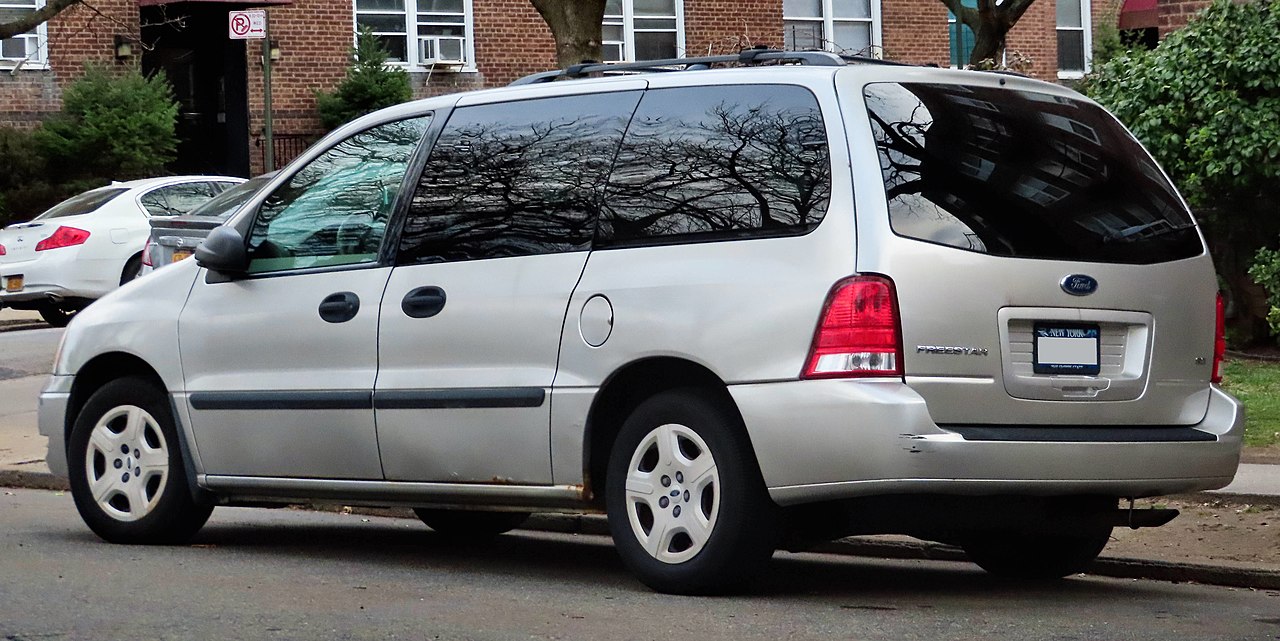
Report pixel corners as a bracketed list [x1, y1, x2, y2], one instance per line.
[141, 237, 153, 267]
[0, 243, 6, 256]
[34, 226, 90, 251]
[1212, 291, 1226, 384]
[803, 275, 903, 379]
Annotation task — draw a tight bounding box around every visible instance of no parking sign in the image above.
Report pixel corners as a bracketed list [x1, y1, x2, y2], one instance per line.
[228, 10, 267, 40]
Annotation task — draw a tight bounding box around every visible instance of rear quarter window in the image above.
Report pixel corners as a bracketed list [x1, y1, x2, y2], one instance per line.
[863, 82, 1203, 265]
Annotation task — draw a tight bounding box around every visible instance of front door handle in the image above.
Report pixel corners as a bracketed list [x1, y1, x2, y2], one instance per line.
[402, 286, 447, 319]
[318, 291, 360, 323]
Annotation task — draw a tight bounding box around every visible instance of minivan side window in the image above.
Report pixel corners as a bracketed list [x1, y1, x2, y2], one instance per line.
[245, 116, 431, 274]
[863, 82, 1202, 264]
[598, 84, 831, 246]
[398, 91, 643, 265]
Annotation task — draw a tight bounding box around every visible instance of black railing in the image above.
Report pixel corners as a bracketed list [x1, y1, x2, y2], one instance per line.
[255, 133, 318, 171]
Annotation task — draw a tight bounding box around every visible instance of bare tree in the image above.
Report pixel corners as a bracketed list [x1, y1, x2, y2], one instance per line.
[937, 0, 1039, 65]
[528, 0, 606, 68]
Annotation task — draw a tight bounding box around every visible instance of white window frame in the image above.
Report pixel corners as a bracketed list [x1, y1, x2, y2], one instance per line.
[1056, 0, 1092, 79]
[352, 0, 476, 73]
[783, 0, 882, 58]
[603, 0, 685, 63]
[0, 0, 49, 70]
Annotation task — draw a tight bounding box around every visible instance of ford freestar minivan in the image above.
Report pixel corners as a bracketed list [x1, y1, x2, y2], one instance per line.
[39, 50, 1242, 595]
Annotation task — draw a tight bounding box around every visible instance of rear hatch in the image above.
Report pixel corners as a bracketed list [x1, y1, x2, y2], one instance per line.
[855, 80, 1214, 427]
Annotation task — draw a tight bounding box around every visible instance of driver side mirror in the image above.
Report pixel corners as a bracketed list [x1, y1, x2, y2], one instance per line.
[195, 225, 249, 276]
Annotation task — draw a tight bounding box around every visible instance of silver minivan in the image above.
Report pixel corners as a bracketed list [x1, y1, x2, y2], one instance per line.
[39, 51, 1242, 595]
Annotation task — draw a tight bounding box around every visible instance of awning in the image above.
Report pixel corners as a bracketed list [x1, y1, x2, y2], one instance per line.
[1118, 0, 1158, 30]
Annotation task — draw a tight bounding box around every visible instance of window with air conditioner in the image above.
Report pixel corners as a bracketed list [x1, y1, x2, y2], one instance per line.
[0, 0, 48, 69]
[354, 0, 473, 70]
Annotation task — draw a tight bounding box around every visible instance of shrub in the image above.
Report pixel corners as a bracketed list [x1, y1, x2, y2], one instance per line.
[35, 65, 179, 182]
[316, 28, 412, 131]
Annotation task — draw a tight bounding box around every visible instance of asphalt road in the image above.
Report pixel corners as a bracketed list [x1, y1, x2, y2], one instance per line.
[0, 326, 61, 380]
[2, 488, 1278, 641]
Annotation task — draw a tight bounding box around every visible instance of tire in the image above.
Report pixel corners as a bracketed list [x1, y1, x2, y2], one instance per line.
[605, 388, 777, 595]
[413, 509, 529, 539]
[961, 528, 1112, 580]
[67, 377, 213, 544]
[38, 304, 76, 327]
[120, 255, 143, 285]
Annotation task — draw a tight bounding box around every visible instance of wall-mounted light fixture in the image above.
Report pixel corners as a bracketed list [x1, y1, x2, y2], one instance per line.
[269, 40, 282, 62]
[113, 35, 134, 59]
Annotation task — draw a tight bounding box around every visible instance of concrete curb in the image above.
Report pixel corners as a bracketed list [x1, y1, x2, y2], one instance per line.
[4, 470, 1279, 590]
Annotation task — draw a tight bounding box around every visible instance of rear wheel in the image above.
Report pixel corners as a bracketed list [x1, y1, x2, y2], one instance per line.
[37, 304, 76, 327]
[412, 509, 529, 539]
[962, 528, 1112, 579]
[606, 388, 776, 595]
[67, 377, 213, 544]
[120, 255, 143, 285]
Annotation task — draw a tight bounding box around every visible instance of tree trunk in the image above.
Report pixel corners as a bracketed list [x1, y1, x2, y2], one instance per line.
[529, 0, 607, 69]
[967, 23, 1006, 65]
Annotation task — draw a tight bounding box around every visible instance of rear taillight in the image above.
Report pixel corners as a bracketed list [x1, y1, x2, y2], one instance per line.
[1212, 291, 1226, 384]
[0, 243, 6, 256]
[141, 237, 154, 267]
[803, 275, 903, 379]
[34, 226, 90, 251]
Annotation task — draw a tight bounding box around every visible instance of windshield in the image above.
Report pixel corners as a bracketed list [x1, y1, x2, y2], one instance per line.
[185, 174, 275, 219]
[34, 187, 129, 220]
[863, 82, 1203, 265]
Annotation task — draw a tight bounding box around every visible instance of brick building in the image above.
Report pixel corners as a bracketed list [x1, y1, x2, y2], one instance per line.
[0, 0, 1209, 177]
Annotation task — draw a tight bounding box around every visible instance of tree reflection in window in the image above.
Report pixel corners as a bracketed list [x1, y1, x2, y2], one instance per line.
[399, 91, 643, 265]
[601, 85, 831, 245]
[247, 116, 431, 274]
[863, 82, 1201, 265]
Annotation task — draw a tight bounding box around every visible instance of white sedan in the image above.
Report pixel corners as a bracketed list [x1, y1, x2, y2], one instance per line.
[0, 175, 243, 326]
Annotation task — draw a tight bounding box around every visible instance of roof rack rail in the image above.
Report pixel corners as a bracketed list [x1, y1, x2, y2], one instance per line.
[508, 47, 898, 86]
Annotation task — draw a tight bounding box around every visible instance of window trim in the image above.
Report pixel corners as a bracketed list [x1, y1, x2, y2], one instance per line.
[603, 0, 685, 63]
[0, 0, 49, 70]
[351, 0, 477, 73]
[783, 0, 883, 58]
[1056, 0, 1092, 79]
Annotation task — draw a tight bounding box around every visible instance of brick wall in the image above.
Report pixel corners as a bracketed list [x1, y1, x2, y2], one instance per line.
[684, 0, 782, 55]
[0, 0, 137, 128]
[1004, 0, 1056, 79]
[882, 0, 949, 67]
[471, 0, 556, 86]
[1159, 0, 1211, 36]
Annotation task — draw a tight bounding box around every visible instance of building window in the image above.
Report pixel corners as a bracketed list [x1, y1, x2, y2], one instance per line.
[783, 0, 880, 57]
[1057, 0, 1091, 76]
[354, 0, 473, 69]
[602, 0, 683, 62]
[0, 0, 47, 68]
[947, 0, 976, 67]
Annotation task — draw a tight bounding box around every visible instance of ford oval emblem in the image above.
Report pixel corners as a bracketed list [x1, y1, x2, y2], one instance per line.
[1060, 274, 1098, 296]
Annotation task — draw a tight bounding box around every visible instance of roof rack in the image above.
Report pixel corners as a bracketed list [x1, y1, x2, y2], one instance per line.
[509, 47, 902, 86]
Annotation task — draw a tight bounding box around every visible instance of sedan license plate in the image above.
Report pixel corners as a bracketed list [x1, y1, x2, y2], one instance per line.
[171, 249, 193, 263]
[1033, 323, 1100, 375]
[3, 275, 22, 293]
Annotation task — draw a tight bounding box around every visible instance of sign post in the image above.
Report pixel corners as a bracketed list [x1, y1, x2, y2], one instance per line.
[229, 10, 274, 171]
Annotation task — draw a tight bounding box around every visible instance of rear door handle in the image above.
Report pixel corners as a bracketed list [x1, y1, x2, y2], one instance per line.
[318, 291, 360, 323]
[402, 286, 447, 319]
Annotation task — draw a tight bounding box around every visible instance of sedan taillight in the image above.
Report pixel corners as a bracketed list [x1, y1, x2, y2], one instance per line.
[34, 226, 91, 251]
[0, 242, 6, 256]
[141, 237, 154, 267]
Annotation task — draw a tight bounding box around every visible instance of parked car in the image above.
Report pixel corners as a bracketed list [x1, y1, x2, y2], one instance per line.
[0, 176, 244, 325]
[38, 51, 1242, 594]
[140, 173, 279, 276]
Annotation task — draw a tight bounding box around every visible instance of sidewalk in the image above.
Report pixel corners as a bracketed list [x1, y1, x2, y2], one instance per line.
[2, 371, 1278, 589]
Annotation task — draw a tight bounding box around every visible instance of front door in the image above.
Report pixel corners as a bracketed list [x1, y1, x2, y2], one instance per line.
[179, 115, 431, 479]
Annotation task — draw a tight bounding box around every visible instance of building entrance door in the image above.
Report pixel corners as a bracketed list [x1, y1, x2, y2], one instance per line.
[141, 5, 250, 177]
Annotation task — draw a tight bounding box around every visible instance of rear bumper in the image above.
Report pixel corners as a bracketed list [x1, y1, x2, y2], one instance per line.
[730, 379, 1243, 506]
[0, 251, 119, 305]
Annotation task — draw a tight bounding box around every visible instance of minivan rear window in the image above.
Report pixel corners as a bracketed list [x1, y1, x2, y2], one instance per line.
[863, 82, 1203, 264]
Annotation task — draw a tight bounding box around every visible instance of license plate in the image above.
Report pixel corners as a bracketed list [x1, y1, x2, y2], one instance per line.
[1033, 323, 1100, 375]
[172, 250, 193, 263]
[3, 275, 22, 292]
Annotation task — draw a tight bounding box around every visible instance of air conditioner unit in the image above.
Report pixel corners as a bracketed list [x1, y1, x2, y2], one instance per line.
[417, 36, 466, 67]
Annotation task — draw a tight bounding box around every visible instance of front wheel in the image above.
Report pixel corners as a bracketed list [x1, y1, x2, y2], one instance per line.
[961, 528, 1112, 579]
[606, 388, 777, 595]
[67, 377, 213, 544]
